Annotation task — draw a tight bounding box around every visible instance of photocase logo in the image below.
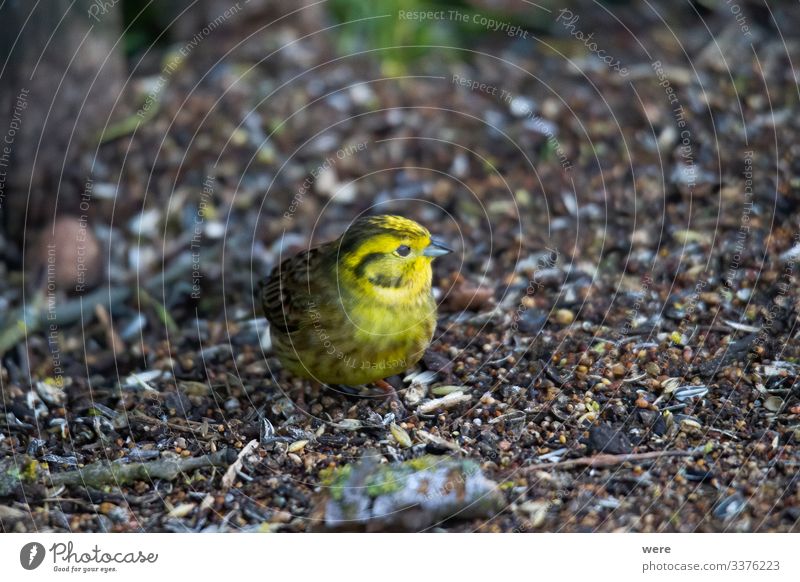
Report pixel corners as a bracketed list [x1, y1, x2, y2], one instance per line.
[19, 542, 46, 570]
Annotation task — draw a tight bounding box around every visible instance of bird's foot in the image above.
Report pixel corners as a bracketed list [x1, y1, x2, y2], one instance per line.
[374, 378, 406, 415]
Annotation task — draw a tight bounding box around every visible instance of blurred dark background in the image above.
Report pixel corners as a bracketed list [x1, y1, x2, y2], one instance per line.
[0, 0, 791, 240]
[1, 0, 799, 350]
[3, 0, 800, 534]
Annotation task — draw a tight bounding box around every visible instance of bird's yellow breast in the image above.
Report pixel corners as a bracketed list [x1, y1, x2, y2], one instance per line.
[264, 214, 447, 386]
[273, 287, 436, 386]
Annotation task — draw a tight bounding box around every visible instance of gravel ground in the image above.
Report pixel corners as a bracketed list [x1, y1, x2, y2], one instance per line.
[2, 2, 800, 532]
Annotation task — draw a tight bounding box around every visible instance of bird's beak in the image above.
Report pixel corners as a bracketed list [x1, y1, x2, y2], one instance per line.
[422, 238, 453, 258]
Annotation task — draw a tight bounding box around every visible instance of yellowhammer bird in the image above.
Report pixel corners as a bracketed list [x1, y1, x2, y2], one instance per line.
[260, 215, 452, 393]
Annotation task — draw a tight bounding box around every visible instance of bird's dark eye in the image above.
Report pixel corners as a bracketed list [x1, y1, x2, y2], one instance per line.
[396, 245, 411, 257]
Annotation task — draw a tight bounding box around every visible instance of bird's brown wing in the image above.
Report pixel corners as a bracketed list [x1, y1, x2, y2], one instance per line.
[259, 247, 324, 334]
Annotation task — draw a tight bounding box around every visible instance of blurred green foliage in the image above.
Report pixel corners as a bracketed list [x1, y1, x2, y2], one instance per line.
[326, 0, 548, 72]
[327, 0, 463, 72]
[122, 1, 171, 57]
[118, 0, 642, 67]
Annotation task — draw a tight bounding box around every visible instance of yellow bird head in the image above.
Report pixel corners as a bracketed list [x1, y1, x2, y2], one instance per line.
[335, 215, 452, 298]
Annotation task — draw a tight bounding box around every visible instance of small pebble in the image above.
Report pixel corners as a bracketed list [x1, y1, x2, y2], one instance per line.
[389, 423, 412, 448]
[288, 440, 308, 453]
[555, 309, 574, 325]
[418, 391, 472, 414]
[431, 385, 465, 396]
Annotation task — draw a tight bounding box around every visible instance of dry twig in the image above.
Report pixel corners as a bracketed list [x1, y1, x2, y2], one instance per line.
[47, 448, 237, 488]
[516, 449, 700, 474]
